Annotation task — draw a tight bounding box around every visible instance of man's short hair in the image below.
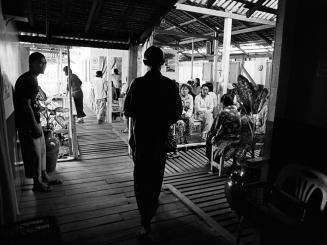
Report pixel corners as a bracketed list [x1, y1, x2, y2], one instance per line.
[221, 94, 234, 107]
[96, 71, 103, 77]
[205, 82, 213, 92]
[113, 68, 119, 74]
[63, 66, 71, 73]
[143, 46, 164, 67]
[29, 52, 45, 64]
[201, 84, 210, 89]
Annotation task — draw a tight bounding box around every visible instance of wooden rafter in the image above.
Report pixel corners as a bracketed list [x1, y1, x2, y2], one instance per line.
[57, 0, 73, 31]
[155, 30, 216, 40]
[138, 0, 175, 44]
[175, 3, 276, 25]
[246, 0, 266, 18]
[164, 19, 190, 34]
[233, 0, 277, 15]
[85, 0, 103, 33]
[174, 24, 273, 44]
[27, 0, 34, 27]
[240, 21, 273, 45]
[181, 11, 218, 32]
[206, 0, 216, 8]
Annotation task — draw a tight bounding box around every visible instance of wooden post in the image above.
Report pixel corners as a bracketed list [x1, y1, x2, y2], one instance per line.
[67, 46, 78, 159]
[106, 49, 112, 123]
[127, 45, 138, 155]
[59, 48, 63, 93]
[191, 38, 194, 79]
[127, 45, 138, 86]
[213, 31, 220, 102]
[221, 17, 232, 94]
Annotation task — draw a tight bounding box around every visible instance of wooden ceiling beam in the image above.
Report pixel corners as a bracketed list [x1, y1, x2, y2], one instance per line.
[173, 24, 273, 44]
[85, 0, 103, 33]
[18, 35, 129, 50]
[246, 0, 266, 18]
[155, 30, 216, 40]
[175, 3, 276, 25]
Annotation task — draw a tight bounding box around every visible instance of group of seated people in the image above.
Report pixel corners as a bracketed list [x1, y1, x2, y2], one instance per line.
[174, 81, 218, 143]
[169, 75, 269, 165]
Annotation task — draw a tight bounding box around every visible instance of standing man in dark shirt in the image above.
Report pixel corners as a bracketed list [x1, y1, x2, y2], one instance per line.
[63, 66, 86, 123]
[14, 52, 60, 192]
[124, 46, 182, 236]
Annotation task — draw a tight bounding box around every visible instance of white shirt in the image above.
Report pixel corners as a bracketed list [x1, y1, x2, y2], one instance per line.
[111, 74, 121, 89]
[208, 92, 218, 107]
[93, 77, 108, 100]
[194, 94, 214, 114]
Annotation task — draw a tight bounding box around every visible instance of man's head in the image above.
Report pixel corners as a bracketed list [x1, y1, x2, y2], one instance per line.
[29, 52, 46, 75]
[201, 84, 209, 97]
[205, 82, 213, 92]
[96, 71, 103, 78]
[113, 68, 119, 75]
[180, 84, 191, 97]
[143, 46, 164, 69]
[221, 94, 234, 107]
[195, 78, 200, 87]
[63, 66, 72, 76]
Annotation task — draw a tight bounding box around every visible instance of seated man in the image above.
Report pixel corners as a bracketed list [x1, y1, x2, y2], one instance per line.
[194, 84, 214, 140]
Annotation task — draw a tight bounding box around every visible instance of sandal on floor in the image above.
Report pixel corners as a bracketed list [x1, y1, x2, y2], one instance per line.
[121, 128, 128, 134]
[33, 182, 52, 192]
[137, 226, 152, 239]
[47, 179, 63, 186]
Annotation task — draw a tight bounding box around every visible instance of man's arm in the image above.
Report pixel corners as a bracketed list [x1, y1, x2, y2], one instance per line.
[22, 97, 42, 138]
[194, 96, 205, 113]
[172, 83, 182, 123]
[123, 80, 136, 118]
[186, 96, 194, 118]
[206, 97, 214, 113]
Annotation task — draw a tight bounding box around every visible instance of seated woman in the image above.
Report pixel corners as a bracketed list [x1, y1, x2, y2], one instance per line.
[205, 82, 219, 118]
[194, 84, 214, 140]
[176, 84, 194, 144]
[206, 94, 240, 164]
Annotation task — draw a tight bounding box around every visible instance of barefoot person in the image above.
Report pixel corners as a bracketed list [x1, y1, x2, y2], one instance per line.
[14, 52, 62, 192]
[124, 46, 182, 236]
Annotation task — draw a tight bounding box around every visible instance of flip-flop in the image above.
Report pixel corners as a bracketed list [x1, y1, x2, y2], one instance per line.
[33, 183, 52, 192]
[47, 179, 63, 186]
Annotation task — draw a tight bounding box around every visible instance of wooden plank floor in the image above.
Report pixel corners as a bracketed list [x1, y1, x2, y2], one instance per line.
[164, 171, 259, 245]
[17, 113, 230, 245]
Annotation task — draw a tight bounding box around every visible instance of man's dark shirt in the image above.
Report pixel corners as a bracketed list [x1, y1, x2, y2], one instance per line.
[124, 70, 182, 157]
[68, 74, 82, 93]
[14, 71, 40, 133]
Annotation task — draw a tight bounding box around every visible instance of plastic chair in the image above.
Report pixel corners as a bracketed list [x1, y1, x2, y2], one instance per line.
[234, 164, 327, 244]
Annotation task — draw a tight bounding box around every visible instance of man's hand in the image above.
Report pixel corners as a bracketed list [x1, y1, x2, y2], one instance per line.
[31, 125, 43, 139]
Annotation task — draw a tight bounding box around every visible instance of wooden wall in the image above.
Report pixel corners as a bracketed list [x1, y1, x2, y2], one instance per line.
[268, 0, 327, 179]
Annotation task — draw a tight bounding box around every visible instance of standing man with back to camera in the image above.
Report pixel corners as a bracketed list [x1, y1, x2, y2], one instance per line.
[63, 66, 86, 123]
[124, 46, 182, 237]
